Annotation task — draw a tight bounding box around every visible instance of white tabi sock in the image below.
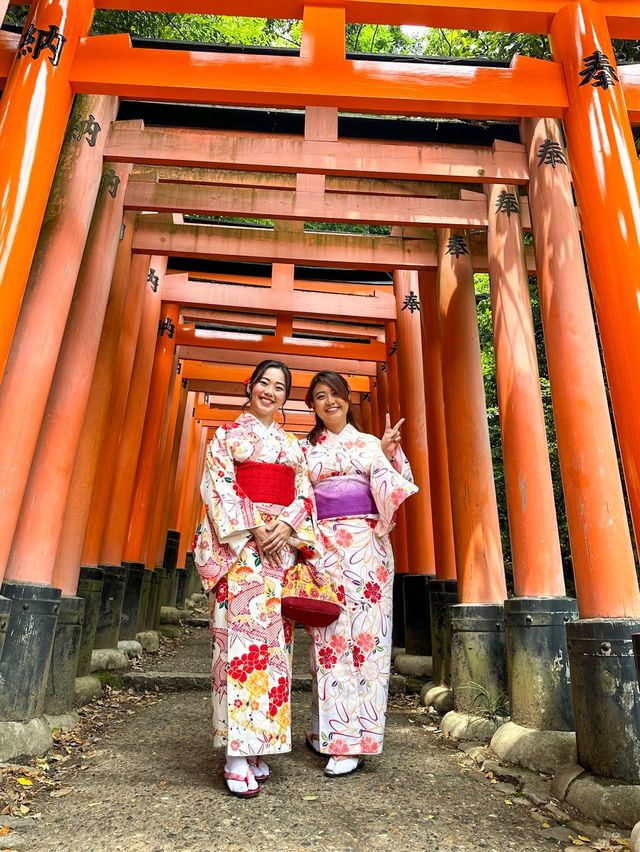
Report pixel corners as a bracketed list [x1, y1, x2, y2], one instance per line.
[224, 756, 258, 794]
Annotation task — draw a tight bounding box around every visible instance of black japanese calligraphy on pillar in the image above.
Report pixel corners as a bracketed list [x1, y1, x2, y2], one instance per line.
[147, 269, 159, 292]
[445, 234, 469, 257]
[18, 23, 66, 66]
[158, 317, 176, 338]
[579, 50, 619, 90]
[388, 341, 397, 357]
[66, 113, 102, 147]
[99, 169, 121, 198]
[495, 190, 520, 217]
[537, 139, 568, 169]
[401, 291, 420, 313]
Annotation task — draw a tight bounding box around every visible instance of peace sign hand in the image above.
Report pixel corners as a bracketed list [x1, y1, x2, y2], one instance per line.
[381, 413, 405, 461]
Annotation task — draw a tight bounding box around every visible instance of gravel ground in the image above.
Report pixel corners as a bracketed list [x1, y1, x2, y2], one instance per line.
[1, 628, 629, 852]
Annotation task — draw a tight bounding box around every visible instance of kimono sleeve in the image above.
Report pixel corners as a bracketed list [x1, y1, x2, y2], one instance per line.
[369, 444, 419, 537]
[201, 425, 265, 554]
[277, 438, 322, 569]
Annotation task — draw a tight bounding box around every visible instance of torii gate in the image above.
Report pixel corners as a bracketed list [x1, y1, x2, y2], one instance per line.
[1, 0, 640, 814]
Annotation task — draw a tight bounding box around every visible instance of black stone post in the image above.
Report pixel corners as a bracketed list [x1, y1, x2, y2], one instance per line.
[633, 632, 640, 686]
[152, 567, 166, 629]
[175, 568, 188, 610]
[44, 596, 85, 714]
[504, 596, 578, 731]
[429, 579, 458, 685]
[75, 566, 104, 676]
[119, 561, 148, 640]
[185, 552, 199, 598]
[145, 571, 160, 630]
[0, 597, 11, 659]
[93, 564, 127, 649]
[392, 573, 406, 649]
[567, 618, 640, 783]
[403, 573, 433, 656]
[451, 603, 507, 716]
[160, 530, 180, 608]
[0, 582, 61, 721]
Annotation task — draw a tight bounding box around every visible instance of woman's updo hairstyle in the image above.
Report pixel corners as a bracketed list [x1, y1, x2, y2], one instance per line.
[305, 370, 362, 446]
[244, 359, 292, 403]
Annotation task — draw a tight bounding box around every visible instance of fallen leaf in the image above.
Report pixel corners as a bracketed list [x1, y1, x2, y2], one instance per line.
[49, 787, 73, 798]
[542, 823, 551, 829]
[16, 778, 32, 787]
[0, 826, 11, 836]
[503, 799, 513, 805]
[578, 837, 591, 843]
[427, 815, 434, 820]
[302, 795, 318, 801]
[18, 806, 29, 816]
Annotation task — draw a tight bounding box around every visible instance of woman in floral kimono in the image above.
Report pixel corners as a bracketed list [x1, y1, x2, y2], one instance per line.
[302, 370, 417, 777]
[194, 360, 320, 798]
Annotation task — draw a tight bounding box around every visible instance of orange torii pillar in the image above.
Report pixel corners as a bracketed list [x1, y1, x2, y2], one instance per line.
[551, 0, 640, 784]
[93, 265, 163, 650]
[2, 163, 131, 717]
[0, 97, 119, 723]
[360, 392, 373, 433]
[393, 270, 436, 660]
[437, 228, 507, 716]
[0, 0, 94, 377]
[485, 181, 576, 733]
[171, 392, 197, 570]
[384, 322, 410, 650]
[81, 255, 156, 570]
[177, 421, 210, 576]
[175, 404, 200, 573]
[369, 377, 380, 438]
[417, 270, 458, 694]
[53, 212, 137, 675]
[123, 302, 180, 610]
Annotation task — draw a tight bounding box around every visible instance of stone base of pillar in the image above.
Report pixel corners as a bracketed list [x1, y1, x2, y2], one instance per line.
[490, 720, 576, 774]
[74, 674, 102, 706]
[429, 578, 458, 685]
[0, 581, 62, 721]
[44, 596, 85, 715]
[0, 596, 11, 659]
[152, 567, 167, 629]
[421, 683, 454, 715]
[94, 564, 127, 649]
[451, 603, 507, 717]
[551, 762, 640, 830]
[145, 570, 160, 630]
[175, 568, 188, 609]
[75, 566, 104, 677]
[119, 561, 148, 640]
[441, 709, 507, 742]
[403, 574, 433, 656]
[392, 573, 406, 649]
[505, 595, 578, 731]
[567, 618, 640, 783]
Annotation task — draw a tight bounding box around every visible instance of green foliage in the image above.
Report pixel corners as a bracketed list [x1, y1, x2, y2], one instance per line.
[456, 680, 509, 719]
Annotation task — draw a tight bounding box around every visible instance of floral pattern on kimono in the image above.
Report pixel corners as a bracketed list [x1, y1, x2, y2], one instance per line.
[301, 424, 417, 756]
[195, 413, 320, 756]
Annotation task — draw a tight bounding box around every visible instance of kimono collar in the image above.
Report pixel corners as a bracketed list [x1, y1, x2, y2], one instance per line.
[323, 422, 358, 443]
[236, 412, 281, 436]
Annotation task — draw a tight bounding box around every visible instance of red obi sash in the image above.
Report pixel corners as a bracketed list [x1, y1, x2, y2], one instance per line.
[235, 461, 295, 506]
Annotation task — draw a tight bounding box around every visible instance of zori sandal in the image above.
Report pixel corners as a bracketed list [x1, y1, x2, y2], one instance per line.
[223, 768, 260, 798]
[306, 732, 322, 754]
[247, 757, 270, 783]
[324, 756, 364, 778]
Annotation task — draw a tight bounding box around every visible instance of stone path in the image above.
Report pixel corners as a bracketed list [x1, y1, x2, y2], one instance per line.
[1, 628, 632, 852]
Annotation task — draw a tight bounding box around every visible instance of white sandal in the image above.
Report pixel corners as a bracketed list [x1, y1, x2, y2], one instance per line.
[247, 757, 270, 783]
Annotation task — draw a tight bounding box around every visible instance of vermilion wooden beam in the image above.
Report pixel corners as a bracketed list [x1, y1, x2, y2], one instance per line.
[178, 345, 378, 375]
[195, 403, 314, 424]
[181, 360, 370, 391]
[172, 270, 390, 298]
[136, 220, 536, 274]
[70, 36, 566, 121]
[126, 180, 491, 229]
[174, 324, 387, 361]
[13, 1, 637, 38]
[110, 126, 529, 184]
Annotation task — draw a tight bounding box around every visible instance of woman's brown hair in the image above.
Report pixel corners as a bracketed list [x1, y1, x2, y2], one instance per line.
[305, 370, 362, 445]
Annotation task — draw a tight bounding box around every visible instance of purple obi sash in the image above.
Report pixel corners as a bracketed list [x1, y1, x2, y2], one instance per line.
[314, 474, 377, 521]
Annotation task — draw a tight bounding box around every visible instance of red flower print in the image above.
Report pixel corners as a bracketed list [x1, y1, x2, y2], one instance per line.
[390, 487, 405, 508]
[329, 634, 348, 655]
[335, 528, 353, 548]
[360, 736, 379, 754]
[215, 576, 228, 604]
[230, 739, 241, 751]
[318, 433, 327, 444]
[317, 646, 338, 669]
[303, 497, 314, 517]
[355, 632, 375, 653]
[336, 584, 346, 605]
[283, 619, 293, 645]
[352, 645, 365, 668]
[376, 566, 389, 584]
[234, 698, 243, 708]
[268, 676, 289, 717]
[228, 657, 247, 683]
[363, 581, 382, 604]
[367, 518, 378, 529]
[232, 482, 246, 497]
[299, 544, 316, 561]
[328, 738, 350, 755]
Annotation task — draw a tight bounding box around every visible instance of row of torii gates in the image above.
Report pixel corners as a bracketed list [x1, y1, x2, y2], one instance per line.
[1, 0, 640, 805]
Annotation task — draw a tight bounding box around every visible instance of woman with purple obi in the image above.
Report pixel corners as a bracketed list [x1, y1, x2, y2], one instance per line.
[301, 370, 418, 777]
[194, 360, 321, 798]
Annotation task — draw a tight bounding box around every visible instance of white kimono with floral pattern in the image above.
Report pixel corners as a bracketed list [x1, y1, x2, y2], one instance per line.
[194, 413, 320, 756]
[302, 424, 417, 756]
